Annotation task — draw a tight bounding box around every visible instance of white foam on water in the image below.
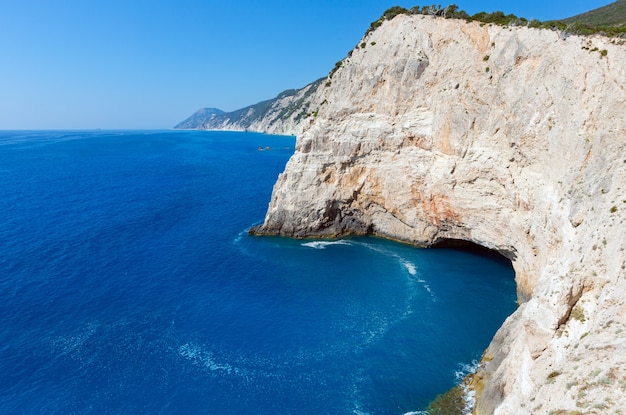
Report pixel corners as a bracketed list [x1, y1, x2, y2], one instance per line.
[454, 360, 481, 415]
[349, 372, 370, 415]
[455, 360, 480, 381]
[347, 240, 439, 343]
[399, 362, 480, 415]
[178, 343, 236, 375]
[365, 243, 434, 298]
[233, 226, 264, 259]
[400, 259, 417, 275]
[177, 342, 304, 383]
[350, 240, 384, 254]
[301, 240, 352, 249]
[233, 231, 243, 245]
[415, 277, 433, 296]
[353, 241, 427, 286]
[462, 390, 476, 415]
[362, 314, 391, 346]
[51, 322, 99, 358]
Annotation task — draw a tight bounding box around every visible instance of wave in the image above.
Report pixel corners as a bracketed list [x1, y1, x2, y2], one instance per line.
[455, 360, 480, 381]
[454, 360, 481, 415]
[301, 240, 352, 249]
[400, 361, 479, 415]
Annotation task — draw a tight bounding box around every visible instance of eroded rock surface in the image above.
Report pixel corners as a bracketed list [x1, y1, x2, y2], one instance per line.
[253, 15, 626, 414]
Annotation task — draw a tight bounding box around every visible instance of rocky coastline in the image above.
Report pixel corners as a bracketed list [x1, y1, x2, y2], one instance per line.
[251, 15, 626, 414]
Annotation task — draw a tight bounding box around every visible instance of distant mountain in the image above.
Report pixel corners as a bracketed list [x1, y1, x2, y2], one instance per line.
[563, 0, 626, 26]
[174, 108, 225, 129]
[173, 78, 325, 136]
[175, 2, 625, 135]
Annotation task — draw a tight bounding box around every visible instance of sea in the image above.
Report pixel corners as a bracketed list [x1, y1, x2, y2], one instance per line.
[0, 130, 517, 414]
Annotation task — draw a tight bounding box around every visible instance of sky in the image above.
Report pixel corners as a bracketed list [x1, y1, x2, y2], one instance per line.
[0, 0, 615, 129]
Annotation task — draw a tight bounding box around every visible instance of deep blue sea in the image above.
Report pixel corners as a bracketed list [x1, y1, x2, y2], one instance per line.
[0, 130, 516, 414]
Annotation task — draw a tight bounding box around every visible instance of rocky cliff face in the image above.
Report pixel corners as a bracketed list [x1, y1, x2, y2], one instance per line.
[174, 107, 225, 129]
[174, 79, 323, 135]
[252, 15, 626, 414]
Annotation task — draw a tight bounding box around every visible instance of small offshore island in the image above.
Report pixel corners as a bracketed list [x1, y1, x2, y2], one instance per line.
[177, 3, 626, 414]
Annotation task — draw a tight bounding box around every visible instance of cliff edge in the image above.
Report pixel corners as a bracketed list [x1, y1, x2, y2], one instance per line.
[252, 15, 626, 414]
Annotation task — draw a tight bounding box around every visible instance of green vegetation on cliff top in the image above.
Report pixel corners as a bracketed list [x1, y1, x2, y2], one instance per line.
[331, 2, 624, 81]
[564, 0, 626, 27]
[365, 2, 626, 39]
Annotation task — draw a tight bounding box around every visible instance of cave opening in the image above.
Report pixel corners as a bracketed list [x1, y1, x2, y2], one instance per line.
[431, 237, 517, 263]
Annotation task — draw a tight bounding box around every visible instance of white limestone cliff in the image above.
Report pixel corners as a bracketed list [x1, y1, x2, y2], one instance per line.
[252, 15, 626, 414]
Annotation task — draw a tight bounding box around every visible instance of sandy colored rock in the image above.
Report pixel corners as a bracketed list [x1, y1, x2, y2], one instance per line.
[253, 15, 626, 414]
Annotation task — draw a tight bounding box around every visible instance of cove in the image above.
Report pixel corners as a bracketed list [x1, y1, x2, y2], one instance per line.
[0, 130, 516, 414]
[237, 235, 517, 414]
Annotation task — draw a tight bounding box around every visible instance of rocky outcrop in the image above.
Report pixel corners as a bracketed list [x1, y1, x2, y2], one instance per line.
[252, 15, 626, 414]
[174, 79, 324, 135]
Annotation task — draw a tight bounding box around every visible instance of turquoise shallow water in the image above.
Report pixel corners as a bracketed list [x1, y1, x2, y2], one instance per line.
[0, 130, 516, 414]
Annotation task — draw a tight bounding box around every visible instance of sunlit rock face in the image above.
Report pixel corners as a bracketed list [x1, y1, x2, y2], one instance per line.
[175, 80, 323, 136]
[253, 14, 626, 414]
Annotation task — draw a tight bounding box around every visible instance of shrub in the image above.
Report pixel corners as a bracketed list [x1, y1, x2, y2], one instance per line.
[365, 6, 408, 37]
[382, 6, 409, 20]
[366, 19, 383, 36]
[328, 60, 343, 79]
[571, 306, 585, 322]
[377, 4, 626, 38]
[546, 371, 562, 384]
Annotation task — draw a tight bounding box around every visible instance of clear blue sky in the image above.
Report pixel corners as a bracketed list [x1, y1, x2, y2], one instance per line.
[0, 0, 613, 129]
